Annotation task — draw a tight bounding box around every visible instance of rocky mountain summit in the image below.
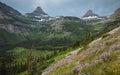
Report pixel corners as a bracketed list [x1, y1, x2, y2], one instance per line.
[25, 6, 50, 21]
[82, 10, 106, 20]
[82, 10, 100, 19]
[82, 10, 106, 25]
[83, 10, 99, 18]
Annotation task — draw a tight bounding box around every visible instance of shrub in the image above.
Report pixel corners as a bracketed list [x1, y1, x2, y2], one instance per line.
[101, 33, 110, 39]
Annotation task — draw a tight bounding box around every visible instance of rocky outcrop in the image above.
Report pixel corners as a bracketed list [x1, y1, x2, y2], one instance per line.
[0, 2, 21, 16]
[110, 8, 120, 19]
[0, 24, 30, 36]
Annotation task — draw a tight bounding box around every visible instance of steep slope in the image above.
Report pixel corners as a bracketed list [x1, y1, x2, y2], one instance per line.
[110, 8, 120, 19]
[0, 2, 34, 35]
[93, 7, 120, 34]
[0, 2, 32, 45]
[42, 25, 120, 75]
[0, 2, 21, 18]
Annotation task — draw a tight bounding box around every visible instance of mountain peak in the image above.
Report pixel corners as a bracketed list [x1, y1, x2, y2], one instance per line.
[36, 6, 42, 11]
[87, 10, 93, 13]
[25, 6, 49, 21]
[83, 10, 99, 18]
[25, 6, 48, 17]
[31, 6, 47, 16]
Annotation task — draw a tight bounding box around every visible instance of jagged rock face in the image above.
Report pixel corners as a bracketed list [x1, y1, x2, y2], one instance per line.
[0, 2, 21, 16]
[31, 7, 47, 16]
[114, 8, 120, 15]
[25, 6, 49, 21]
[82, 10, 106, 24]
[0, 24, 30, 36]
[83, 10, 99, 18]
[110, 8, 120, 19]
[0, 2, 30, 36]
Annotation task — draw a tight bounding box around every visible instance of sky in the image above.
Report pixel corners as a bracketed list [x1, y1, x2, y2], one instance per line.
[0, 0, 120, 18]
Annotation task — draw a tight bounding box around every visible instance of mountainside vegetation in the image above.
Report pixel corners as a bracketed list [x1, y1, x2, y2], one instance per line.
[0, 2, 120, 75]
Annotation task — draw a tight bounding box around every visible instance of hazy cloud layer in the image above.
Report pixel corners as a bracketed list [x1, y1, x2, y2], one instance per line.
[0, 0, 120, 17]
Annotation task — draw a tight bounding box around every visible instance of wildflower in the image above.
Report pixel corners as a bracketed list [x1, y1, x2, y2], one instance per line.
[109, 45, 117, 52]
[99, 52, 110, 62]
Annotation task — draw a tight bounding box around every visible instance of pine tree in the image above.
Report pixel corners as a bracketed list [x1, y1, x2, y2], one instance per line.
[0, 57, 7, 75]
[73, 40, 80, 48]
[83, 31, 91, 49]
[27, 46, 38, 75]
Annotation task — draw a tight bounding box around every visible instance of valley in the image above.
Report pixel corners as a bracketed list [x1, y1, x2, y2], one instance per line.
[0, 1, 120, 75]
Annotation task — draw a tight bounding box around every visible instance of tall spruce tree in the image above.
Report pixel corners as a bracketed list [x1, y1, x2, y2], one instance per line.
[83, 31, 91, 48]
[27, 46, 38, 75]
[0, 57, 7, 75]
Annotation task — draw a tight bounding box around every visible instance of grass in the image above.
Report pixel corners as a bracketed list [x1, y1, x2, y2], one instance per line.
[54, 48, 73, 61]
[7, 47, 54, 64]
[48, 63, 76, 75]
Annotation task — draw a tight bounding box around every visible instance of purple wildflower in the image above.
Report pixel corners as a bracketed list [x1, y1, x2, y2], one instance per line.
[99, 52, 110, 62]
[109, 45, 117, 52]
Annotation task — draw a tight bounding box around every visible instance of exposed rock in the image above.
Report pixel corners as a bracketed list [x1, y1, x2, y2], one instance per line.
[83, 10, 99, 18]
[110, 8, 120, 19]
[0, 2, 21, 16]
[25, 6, 49, 21]
[82, 10, 106, 24]
[0, 24, 30, 36]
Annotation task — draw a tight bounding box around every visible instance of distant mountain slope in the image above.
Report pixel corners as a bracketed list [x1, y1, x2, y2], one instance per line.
[110, 8, 120, 19]
[0, 2, 21, 19]
[0, 2, 120, 54]
[0, 2, 91, 51]
[0, 2, 21, 15]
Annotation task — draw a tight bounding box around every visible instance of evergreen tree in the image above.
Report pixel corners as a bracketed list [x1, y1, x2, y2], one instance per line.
[27, 46, 38, 75]
[83, 31, 91, 48]
[0, 57, 7, 75]
[73, 40, 80, 48]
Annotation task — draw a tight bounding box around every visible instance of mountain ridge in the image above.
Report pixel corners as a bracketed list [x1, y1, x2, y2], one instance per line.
[0, 2, 21, 16]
